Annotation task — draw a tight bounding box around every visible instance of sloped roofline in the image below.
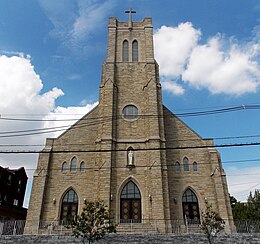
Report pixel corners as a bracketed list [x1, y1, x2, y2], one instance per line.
[46, 104, 99, 141]
[163, 104, 214, 142]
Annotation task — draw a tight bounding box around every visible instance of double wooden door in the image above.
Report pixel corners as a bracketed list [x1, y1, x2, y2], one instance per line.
[183, 202, 200, 223]
[121, 199, 141, 223]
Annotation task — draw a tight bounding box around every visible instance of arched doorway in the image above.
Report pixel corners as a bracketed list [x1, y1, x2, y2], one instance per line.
[60, 188, 78, 224]
[120, 181, 141, 223]
[182, 188, 200, 224]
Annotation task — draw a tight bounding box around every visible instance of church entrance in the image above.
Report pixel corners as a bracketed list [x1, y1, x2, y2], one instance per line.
[120, 181, 141, 223]
[182, 188, 200, 224]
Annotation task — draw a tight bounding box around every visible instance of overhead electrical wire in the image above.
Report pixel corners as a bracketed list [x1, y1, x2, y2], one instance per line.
[0, 104, 260, 123]
[0, 104, 260, 138]
[1, 141, 260, 154]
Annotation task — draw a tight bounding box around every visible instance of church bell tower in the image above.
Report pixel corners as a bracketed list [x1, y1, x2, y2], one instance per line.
[97, 10, 170, 230]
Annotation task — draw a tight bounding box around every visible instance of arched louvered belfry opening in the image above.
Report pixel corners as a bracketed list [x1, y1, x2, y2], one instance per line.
[132, 40, 138, 62]
[182, 188, 200, 224]
[60, 188, 78, 224]
[122, 40, 129, 62]
[120, 180, 141, 223]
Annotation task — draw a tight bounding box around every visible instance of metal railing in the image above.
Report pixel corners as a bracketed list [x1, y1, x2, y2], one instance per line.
[1, 219, 260, 235]
[0, 220, 25, 235]
[234, 220, 260, 233]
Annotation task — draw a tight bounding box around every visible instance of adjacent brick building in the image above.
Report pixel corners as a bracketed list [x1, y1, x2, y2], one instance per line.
[25, 15, 235, 233]
[0, 166, 27, 220]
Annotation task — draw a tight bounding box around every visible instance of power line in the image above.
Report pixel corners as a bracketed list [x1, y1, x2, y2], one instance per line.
[18, 162, 260, 171]
[1, 141, 260, 154]
[2, 132, 260, 146]
[0, 104, 259, 123]
[0, 104, 259, 138]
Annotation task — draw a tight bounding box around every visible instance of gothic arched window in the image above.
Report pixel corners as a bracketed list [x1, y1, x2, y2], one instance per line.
[122, 40, 129, 62]
[193, 162, 198, 172]
[80, 161, 86, 172]
[182, 188, 200, 223]
[132, 40, 138, 62]
[70, 157, 77, 172]
[175, 162, 180, 172]
[60, 189, 78, 224]
[183, 157, 189, 172]
[61, 162, 67, 172]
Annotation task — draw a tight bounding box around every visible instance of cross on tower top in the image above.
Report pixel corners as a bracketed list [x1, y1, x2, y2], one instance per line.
[125, 8, 136, 30]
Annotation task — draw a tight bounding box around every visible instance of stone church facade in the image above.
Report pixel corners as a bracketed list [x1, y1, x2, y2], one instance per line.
[25, 15, 234, 233]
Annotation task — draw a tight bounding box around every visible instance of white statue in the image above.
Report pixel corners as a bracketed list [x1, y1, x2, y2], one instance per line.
[128, 150, 134, 165]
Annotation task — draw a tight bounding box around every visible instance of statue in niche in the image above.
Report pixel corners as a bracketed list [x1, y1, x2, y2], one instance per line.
[128, 149, 134, 166]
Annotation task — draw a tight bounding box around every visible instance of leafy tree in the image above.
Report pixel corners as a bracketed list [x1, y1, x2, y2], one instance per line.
[67, 200, 116, 244]
[230, 190, 260, 221]
[247, 190, 260, 220]
[201, 202, 225, 244]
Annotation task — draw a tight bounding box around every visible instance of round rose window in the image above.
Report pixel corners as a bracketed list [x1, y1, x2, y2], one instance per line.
[123, 105, 138, 120]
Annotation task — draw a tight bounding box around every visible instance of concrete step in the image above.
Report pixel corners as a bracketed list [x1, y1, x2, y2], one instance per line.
[116, 223, 157, 234]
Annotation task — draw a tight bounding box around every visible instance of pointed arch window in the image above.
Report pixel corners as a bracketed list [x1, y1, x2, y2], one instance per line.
[122, 40, 129, 62]
[60, 189, 78, 224]
[80, 161, 86, 172]
[193, 162, 198, 172]
[70, 157, 77, 172]
[132, 40, 138, 62]
[183, 157, 189, 172]
[175, 162, 180, 172]
[182, 188, 200, 223]
[61, 162, 67, 172]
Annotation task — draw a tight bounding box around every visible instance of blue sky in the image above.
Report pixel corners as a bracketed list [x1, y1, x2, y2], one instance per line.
[0, 0, 260, 207]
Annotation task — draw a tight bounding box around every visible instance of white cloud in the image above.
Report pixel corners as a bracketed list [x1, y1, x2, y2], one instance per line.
[0, 54, 97, 207]
[162, 80, 185, 95]
[154, 23, 260, 96]
[154, 23, 201, 78]
[39, 0, 115, 53]
[182, 36, 260, 95]
[0, 54, 63, 115]
[71, 0, 115, 39]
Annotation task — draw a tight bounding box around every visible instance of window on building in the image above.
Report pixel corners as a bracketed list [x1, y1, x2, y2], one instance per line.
[60, 189, 78, 224]
[132, 40, 138, 62]
[183, 157, 189, 172]
[122, 40, 129, 62]
[17, 180, 22, 192]
[80, 162, 86, 172]
[13, 199, 18, 206]
[175, 162, 180, 172]
[193, 162, 198, 172]
[123, 105, 138, 120]
[62, 162, 67, 173]
[70, 157, 77, 172]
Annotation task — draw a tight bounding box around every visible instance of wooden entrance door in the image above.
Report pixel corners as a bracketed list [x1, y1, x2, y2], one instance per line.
[120, 181, 141, 223]
[121, 199, 141, 223]
[182, 202, 200, 223]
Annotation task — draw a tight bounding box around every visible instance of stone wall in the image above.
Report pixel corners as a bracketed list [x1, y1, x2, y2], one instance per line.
[0, 234, 260, 244]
